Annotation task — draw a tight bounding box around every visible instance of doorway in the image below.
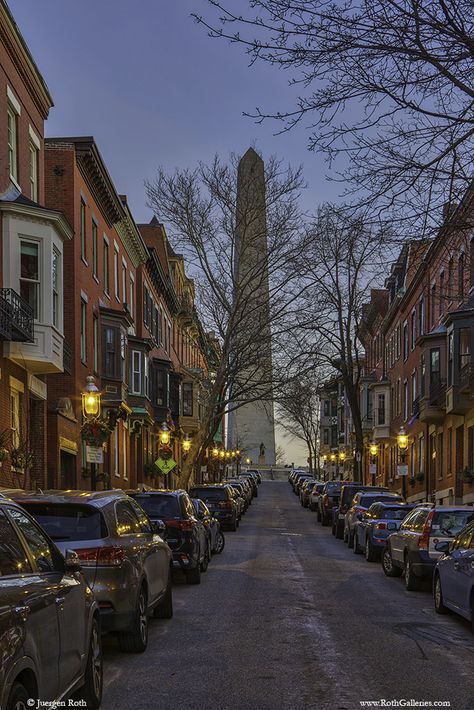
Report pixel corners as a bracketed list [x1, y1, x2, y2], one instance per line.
[60, 451, 76, 489]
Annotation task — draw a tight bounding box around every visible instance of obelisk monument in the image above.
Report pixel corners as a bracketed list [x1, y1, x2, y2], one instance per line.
[228, 148, 276, 466]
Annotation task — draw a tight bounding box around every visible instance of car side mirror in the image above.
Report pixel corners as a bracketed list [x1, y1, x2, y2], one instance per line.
[434, 541, 450, 553]
[64, 549, 82, 573]
[152, 519, 167, 538]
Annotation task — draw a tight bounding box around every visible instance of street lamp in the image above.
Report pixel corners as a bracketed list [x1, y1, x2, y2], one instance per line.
[81, 375, 101, 492]
[159, 422, 171, 446]
[369, 441, 378, 486]
[397, 427, 409, 499]
[182, 434, 192, 454]
[245, 457, 251, 465]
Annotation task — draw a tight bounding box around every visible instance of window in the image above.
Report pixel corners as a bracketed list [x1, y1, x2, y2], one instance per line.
[183, 382, 193, 416]
[448, 259, 454, 300]
[103, 238, 109, 294]
[92, 220, 98, 278]
[448, 332, 453, 387]
[410, 442, 415, 476]
[419, 296, 425, 336]
[470, 238, 474, 289]
[411, 309, 416, 349]
[92, 315, 98, 372]
[80, 299, 87, 362]
[129, 500, 152, 533]
[122, 262, 127, 305]
[0, 509, 31, 576]
[8, 507, 56, 573]
[144, 356, 149, 398]
[114, 425, 120, 477]
[114, 246, 119, 299]
[411, 371, 417, 411]
[458, 253, 465, 301]
[459, 327, 471, 370]
[468, 426, 474, 471]
[10, 388, 20, 449]
[439, 271, 445, 316]
[122, 425, 128, 481]
[52, 249, 60, 328]
[431, 283, 436, 326]
[323, 429, 329, 445]
[430, 348, 440, 385]
[29, 141, 39, 202]
[116, 501, 141, 535]
[143, 285, 151, 328]
[447, 427, 453, 473]
[80, 199, 86, 261]
[129, 276, 135, 320]
[403, 380, 408, 421]
[132, 351, 142, 394]
[104, 326, 119, 378]
[377, 393, 385, 426]
[419, 435, 425, 475]
[7, 104, 18, 181]
[20, 241, 40, 319]
[403, 321, 408, 360]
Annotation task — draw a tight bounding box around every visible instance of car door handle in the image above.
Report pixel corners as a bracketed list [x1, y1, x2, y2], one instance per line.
[55, 596, 66, 606]
[15, 605, 30, 620]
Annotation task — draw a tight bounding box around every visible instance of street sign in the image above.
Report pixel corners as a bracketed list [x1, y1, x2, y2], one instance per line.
[86, 446, 103, 464]
[369, 463, 377, 475]
[155, 457, 177, 474]
[397, 464, 409, 477]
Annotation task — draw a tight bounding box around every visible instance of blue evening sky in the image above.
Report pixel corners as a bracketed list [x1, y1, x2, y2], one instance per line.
[9, 0, 335, 224]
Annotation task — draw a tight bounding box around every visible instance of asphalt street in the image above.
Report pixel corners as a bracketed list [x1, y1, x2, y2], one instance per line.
[102, 481, 474, 710]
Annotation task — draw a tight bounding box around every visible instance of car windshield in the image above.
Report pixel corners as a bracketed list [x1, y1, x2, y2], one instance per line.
[359, 495, 401, 508]
[20, 503, 107, 541]
[133, 495, 181, 519]
[189, 487, 228, 502]
[326, 483, 341, 494]
[431, 510, 474, 538]
[379, 507, 412, 520]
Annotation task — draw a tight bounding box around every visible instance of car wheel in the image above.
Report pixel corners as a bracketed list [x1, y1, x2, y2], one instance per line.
[154, 570, 173, 619]
[186, 559, 202, 585]
[74, 616, 103, 708]
[6, 682, 30, 710]
[434, 574, 448, 615]
[214, 530, 225, 554]
[348, 529, 354, 549]
[382, 547, 402, 577]
[353, 534, 361, 554]
[343, 528, 348, 543]
[404, 557, 418, 591]
[335, 522, 344, 540]
[201, 541, 211, 572]
[118, 585, 148, 653]
[365, 538, 377, 562]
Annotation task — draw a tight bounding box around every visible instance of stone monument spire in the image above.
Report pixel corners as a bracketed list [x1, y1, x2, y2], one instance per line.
[228, 148, 276, 466]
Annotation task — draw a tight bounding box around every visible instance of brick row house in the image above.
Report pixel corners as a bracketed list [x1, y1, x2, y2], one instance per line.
[0, 3, 220, 491]
[357, 188, 474, 506]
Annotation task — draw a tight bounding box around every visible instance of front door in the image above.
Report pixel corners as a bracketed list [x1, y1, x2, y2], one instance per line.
[60, 451, 76, 489]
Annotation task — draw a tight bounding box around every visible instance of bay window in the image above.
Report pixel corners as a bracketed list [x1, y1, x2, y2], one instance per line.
[20, 240, 40, 318]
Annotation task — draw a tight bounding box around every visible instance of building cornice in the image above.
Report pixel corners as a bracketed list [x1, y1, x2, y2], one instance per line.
[0, 200, 73, 241]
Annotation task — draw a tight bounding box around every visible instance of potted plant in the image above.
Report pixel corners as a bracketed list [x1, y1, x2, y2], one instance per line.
[81, 417, 111, 446]
[460, 468, 474, 484]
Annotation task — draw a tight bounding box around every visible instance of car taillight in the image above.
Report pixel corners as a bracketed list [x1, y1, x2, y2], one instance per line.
[166, 519, 194, 531]
[218, 501, 232, 509]
[75, 546, 124, 567]
[323, 494, 329, 507]
[418, 510, 434, 550]
[374, 523, 387, 530]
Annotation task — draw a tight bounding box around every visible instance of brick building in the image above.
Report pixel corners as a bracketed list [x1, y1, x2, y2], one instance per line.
[0, 1, 71, 488]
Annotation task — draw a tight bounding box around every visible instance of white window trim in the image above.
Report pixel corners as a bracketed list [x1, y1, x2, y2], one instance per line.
[28, 125, 40, 149]
[7, 86, 21, 115]
[131, 350, 142, 395]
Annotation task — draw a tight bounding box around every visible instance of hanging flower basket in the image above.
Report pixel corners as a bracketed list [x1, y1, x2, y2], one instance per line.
[81, 418, 111, 446]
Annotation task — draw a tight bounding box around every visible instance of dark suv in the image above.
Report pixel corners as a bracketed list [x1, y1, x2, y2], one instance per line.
[334, 483, 388, 539]
[0, 497, 102, 709]
[317, 481, 342, 526]
[382, 505, 474, 591]
[189, 484, 239, 531]
[128, 489, 208, 585]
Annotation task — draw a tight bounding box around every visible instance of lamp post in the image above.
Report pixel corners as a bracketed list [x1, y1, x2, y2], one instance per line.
[81, 375, 101, 492]
[369, 442, 378, 486]
[397, 426, 409, 500]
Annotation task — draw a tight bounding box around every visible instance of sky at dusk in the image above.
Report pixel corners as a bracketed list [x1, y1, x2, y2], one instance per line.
[8, 0, 329, 465]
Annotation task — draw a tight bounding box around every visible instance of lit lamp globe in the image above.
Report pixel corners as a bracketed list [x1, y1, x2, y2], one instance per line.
[82, 375, 100, 418]
[219, 450, 225, 460]
[159, 422, 171, 446]
[330, 453, 336, 463]
[397, 427, 409, 451]
[212, 446, 219, 458]
[182, 435, 192, 453]
[339, 452, 346, 462]
[245, 457, 251, 465]
[369, 442, 378, 457]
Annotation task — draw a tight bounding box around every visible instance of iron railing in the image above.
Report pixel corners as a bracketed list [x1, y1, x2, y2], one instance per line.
[63, 340, 73, 374]
[0, 289, 34, 342]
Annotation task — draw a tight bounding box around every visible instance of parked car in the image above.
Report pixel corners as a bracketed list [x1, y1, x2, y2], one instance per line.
[334, 483, 388, 539]
[382, 505, 474, 591]
[433, 520, 474, 630]
[318, 481, 342, 525]
[345, 492, 404, 548]
[240, 472, 259, 496]
[300, 480, 317, 507]
[294, 474, 313, 495]
[191, 498, 225, 554]
[188, 484, 239, 531]
[309, 482, 325, 511]
[225, 484, 244, 521]
[128, 489, 209, 585]
[0, 496, 103, 709]
[245, 468, 262, 484]
[353, 502, 416, 560]
[225, 480, 251, 510]
[13, 490, 173, 653]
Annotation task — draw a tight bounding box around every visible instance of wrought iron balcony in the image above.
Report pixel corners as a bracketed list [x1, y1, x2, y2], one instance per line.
[63, 340, 73, 375]
[0, 289, 34, 342]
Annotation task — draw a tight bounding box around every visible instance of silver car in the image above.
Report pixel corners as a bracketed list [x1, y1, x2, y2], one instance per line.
[13, 490, 173, 653]
[0, 496, 102, 709]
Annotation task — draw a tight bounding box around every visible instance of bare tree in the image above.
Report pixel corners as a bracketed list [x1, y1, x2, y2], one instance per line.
[276, 375, 321, 474]
[295, 204, 390, 479]
[194, 0, 474, 235]
[146, 153, 308, 488]
[274, 444, 287, 466]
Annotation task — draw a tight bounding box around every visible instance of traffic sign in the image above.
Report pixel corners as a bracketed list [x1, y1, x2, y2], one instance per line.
[397, 464, 408, 477]
[155, 457, 177, 474]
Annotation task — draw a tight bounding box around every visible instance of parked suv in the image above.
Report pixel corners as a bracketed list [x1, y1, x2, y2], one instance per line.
[345, 491, 403, 548]
[309, 482, 325, 511]
[14, 490, 173, 653]
[382, 505, 474, 590]
[318, 481, 342, 525]
[353, 502, 416, 561]
[334, 484, 388, 539]
[128, 489, 209, 585]
[433, 519, 474, 629]
[189, 484, 239, 531]
[0, 496, 103, 709]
